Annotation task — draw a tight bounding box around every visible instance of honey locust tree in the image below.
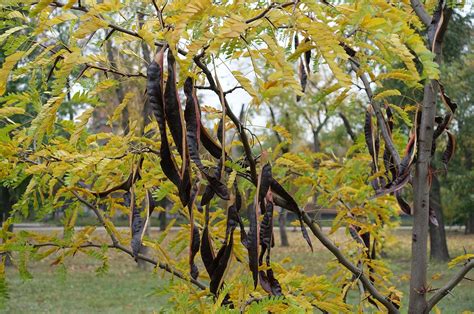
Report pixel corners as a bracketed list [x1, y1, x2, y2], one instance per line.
[0, 0, 472, 313]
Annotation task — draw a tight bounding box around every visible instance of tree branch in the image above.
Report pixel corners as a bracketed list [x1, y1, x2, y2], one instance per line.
[193, 49, 399, 314]
[349, 60, 401, 169]
[31, 242, 109, 249]
[29, 241, 207, 290]
[410, 0, 432, 26]
[338, 112, 357, 143]
[426, 260, 474, 312]
[245, 2, 295, 24]
[58, 178, 207, 290]
[38, 42, 146, 79]
[85, 63, 146, 78]
[194, 56, 258, 183]
[301, 212, 400, 314]
[48, 1, 187, 56]
[19, 158, 207, 291]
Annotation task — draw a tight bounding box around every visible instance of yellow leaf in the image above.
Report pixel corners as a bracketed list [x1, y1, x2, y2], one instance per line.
[0, 51, 25, 96]
[74, 16, 108, 39]
[389, 104, 413, 127]
[227, 170, 237, 189]
[70, 108, 94, 145]
[43, 12, 78, 28]
[272, 125, 292, 144]
[0, 107, 25, 117]
[108, 92, 134, 127]
[63, 0, 78, 9]
[26, 94, 65, 147]
[431, 272, 442, 280]
[448, 254, 474, 268]
[7, 11, 27, 21]
[373, 89, 401, 101]
[137, 28, 155, 50]
[91, 79, 118, 96]
[362, 17, 386, 30]
[0, 26, 27, 44]
[231, 70, 257, 99]
[26, 163, 48, 175]
[31, 0, 54, 15]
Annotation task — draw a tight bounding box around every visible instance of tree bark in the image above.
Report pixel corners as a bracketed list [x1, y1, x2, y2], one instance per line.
[409, 81, 437, 314]
[278, 207, 289, 247]
[159, 211, 167, 231]
[409, 2, 452, 312]
[106, 41, 128, 134]
[137, 219, 151, 270]
[0, 187, 13, 266]
[465, 213, 474, 234]
[429, 175, 450, 262]
[338, 112, 356, 143]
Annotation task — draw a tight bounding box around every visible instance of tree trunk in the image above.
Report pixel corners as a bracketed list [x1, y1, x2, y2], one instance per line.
[159, 211, 167, 231]
[0, 187, 13, 266]
[409, 3, 452, 313]
[409, 81, 436, 314]
[465, 213, 474, 234]
[106, 41, 128, 134]
[278, 207, 289, 247]
[312, 130, 321, 153]
[137, 220, 150, 270]
[429, 175, 450, 262]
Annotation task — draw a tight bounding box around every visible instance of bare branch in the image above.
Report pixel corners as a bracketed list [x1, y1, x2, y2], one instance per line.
[194, 85, 213, 91]
[301, 212, 400, 314]
[410, 0, 432, 26]
[267, 105, 283, 145]
[426, 260, 474, 312]
[31, 242, 109, 249]
[86, 63, 146, 78]
[224, 85, 244, 95]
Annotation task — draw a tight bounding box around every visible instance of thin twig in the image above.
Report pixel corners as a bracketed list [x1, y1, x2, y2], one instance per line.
[426, 260, 474, 312]
[19, 158, 207, 291]
[48, 1, 187, 56]
[193, 56, 258, 182]
[245, 2, 295, 24]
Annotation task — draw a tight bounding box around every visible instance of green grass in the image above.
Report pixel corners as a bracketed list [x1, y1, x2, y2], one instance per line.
[3, 270, 167, 313]
[2, 229, 473, 313]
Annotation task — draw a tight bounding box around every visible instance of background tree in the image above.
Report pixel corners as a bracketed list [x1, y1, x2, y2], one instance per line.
[441, 13, 474, 234]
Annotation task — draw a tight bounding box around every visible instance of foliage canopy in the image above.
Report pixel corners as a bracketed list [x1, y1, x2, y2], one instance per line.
[0, 0, 472, 312]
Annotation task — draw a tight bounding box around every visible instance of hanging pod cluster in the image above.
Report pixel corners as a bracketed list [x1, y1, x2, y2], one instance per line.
[146, 46, 233, 281]
[294, 34, 312, 102]
[143, 46, 313, 298]
[247, 163, 313, 295]
[365, 83, 457, 225]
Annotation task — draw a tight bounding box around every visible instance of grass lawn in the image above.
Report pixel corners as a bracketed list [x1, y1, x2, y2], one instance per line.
[2, 228, 473, 313]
